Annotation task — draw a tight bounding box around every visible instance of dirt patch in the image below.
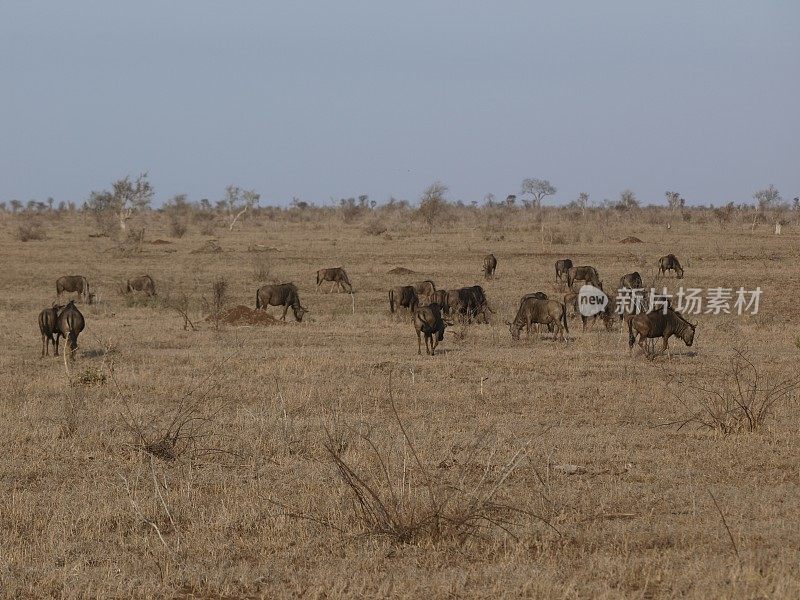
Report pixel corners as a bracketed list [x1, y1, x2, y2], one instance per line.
[191, 240, 223, 254]
[151, 239, 173, 245]
[619, 236, 644, 244]
[387, 267, 415, 275]
[247, 244, 281, 253]
[207, 305, 283, 326]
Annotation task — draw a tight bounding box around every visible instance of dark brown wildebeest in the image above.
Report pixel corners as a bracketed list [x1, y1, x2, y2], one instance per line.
[56, 275, 92, 304]
[563, 289, 613, 332]
[316, 267, 353, 293]
[55, 300, 85, 360]
[483, 254, 497, 279]
[413, 303, 451, 356]
[566, 265, 602, 290]
[413, 280, 436, 302]
[658, 254, 684, 278]
[451, 285, 492, 323]
[555, 258, 573, 284]
[628, 308, 696, 358]
[618, 271, 643, 291]
[38, 303, 64, 357]
[507, 298, 568, 341]
[389, 285, 419, 314]
[126, 275, 156, 296]
[256, 283, 308, 321]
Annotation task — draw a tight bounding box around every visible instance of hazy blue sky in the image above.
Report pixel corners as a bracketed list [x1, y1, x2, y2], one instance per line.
[1, 1, 798, 206]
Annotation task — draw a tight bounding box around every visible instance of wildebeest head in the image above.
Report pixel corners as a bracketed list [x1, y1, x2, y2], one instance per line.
[505, 319, 523, 340]
[681, 321, 696, 346]
[294, 304, 309, 322]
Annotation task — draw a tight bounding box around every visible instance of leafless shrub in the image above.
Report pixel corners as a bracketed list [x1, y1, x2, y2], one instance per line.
[667, 350, 800, 435]
[203, 277, 229, 330]
[251, 254, 272, 282]
[168, 214, 188, 238]
[294, 379, 555, 547]
[16, 219, 47, 241]
[363, 216, 387, 236]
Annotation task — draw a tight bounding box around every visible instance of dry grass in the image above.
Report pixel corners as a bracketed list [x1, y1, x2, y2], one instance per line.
[0, 209, 798, 598]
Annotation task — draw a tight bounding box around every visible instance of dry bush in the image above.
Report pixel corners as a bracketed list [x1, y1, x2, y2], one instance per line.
[168, 214, 188, 238]
[668, 350, 800, 435]
[16, 218, 47, 241]
[251, 254, 272, 282]
[363, 216, 387, 236]
[204, 277, 229, 330]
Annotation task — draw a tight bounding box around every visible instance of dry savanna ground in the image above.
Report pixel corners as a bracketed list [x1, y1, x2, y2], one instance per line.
[1, 209, 799, 598]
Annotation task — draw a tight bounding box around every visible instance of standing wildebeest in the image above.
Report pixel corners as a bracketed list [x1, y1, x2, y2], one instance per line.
[451, 285, 492, 323]
[55, 300, 85, 360]
[126, 275, 156, 296]
[389, 285, 419, 314]
[658, 254, 684, 278]
[413, 303, 451, 356]
[566, 266, 602, 290]
[563, 289, 613, 332]
[628, 308, 696, 357]
[56, 275, 91, 304]
[316, 267, 353, 293]
[38, 303, 64, 357]
[412, 280, 436, 303]
[507, 298, 568, 341]
[555, 258, 573, 284]
[618, 272, 643, 291]
[256, 283, 308, 321]
[483, 254, 497, 279]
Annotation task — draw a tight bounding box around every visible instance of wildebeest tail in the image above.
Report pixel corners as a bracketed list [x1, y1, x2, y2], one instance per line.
[389, 289, 395, 313]
[562, 304, 569, 334]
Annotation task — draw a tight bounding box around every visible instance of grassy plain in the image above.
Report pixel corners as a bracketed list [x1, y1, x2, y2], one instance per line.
[0, 209, 798, 598]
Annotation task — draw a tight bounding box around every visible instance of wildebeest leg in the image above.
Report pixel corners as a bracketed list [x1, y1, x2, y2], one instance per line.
[663, 336, 670, 357]
[417, 330, 422, 355]
[54, 335, 59, 357]
[281, 305, 289, 321]
[430, 335, 437, 356]
[41, 334, 47, 357]
[331, 281, 337, 293]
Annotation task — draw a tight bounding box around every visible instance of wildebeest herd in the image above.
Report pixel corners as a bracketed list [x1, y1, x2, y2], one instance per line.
[38, 253, 694, 361]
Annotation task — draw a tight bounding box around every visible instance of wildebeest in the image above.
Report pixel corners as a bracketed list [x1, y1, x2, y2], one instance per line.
[618, 271, 643, 290]
[413, 303, 451, 356]
[255, 283, 308, 321]
[56, 275, 92, 304]
[316, 267, 353, 293]
[450, 285, 492, 323]
[389, 285, 419, 314]
[555, 258, 573, 284]
[126, 275, 156, 296]
[55, 301, 85, 359]
[563, 290, 613, 332]
[658, 254, 684, 278]
[507, 298, 568, 341]
[566, 265, 602, 289]
[483, 254, 497, 279]
[38, 303, 63, 357]
[628, 308, 696, 357]
[413, 280, 436, 302]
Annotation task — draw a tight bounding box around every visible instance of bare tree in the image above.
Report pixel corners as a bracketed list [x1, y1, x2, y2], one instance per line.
[520, 178, 557, 208]
[665, 191, 685, 211]
[615, 189, 640, 211]
[417, 181, 450, 233]
[86, 174, 154, 234]
[753, 185, 781, 211]
[222, 185, 260, 230]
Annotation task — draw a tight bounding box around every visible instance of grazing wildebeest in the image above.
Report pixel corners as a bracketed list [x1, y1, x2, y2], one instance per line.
[38, 303, 64, 357]
[413, 280, 436, 302]
[483, 254, 497, 279]
[126, 275, 156, 296]
[658, 254, 684, 278]
[56, 275, 91, 304]
[413, 303, 451, 356]
[566, 265, 602, 289]
[55, 300, 85, 360]
[618, 271, 643, 291]
[563, 289, 612, 332]
[555, 258, 573, 284]
[507, 298, 568, 341]
[451, 285, 492, 323]
[628, 308, 696, 357]
[316, 267, 353, 293]
[389, 285, 419, 314]
[255, 283, 308, 322]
